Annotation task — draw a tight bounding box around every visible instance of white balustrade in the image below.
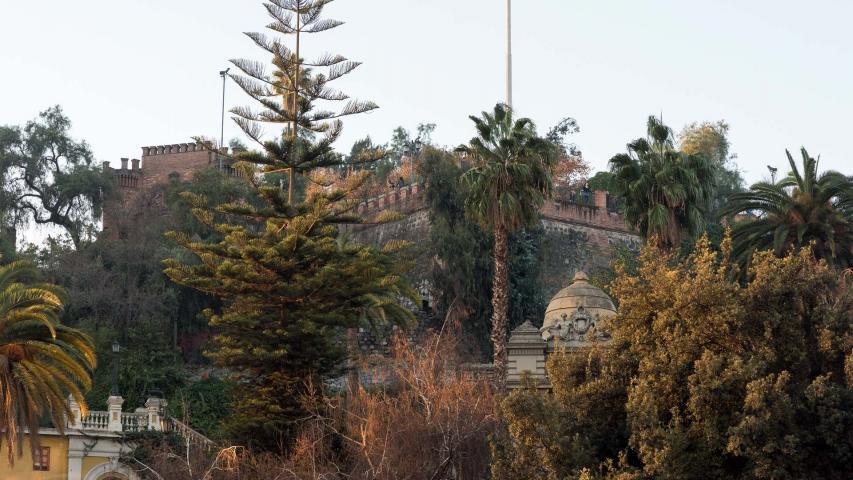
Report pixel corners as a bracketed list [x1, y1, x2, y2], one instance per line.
[120, 412, 149, 432]
[80, 411, 110, 430]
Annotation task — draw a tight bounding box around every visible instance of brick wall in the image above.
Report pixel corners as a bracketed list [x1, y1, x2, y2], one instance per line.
[102, 143, 223, 235]
[139, 144, 217, 190]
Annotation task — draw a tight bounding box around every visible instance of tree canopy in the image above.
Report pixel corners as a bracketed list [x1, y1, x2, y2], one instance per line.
[722, 147, 853, 269]
[0, 106, 112, 249]
[609, 116, 716, 249]
[163, 0, 415, 450]
[493, 236, 853, 479]
[457, 103, 556, 387]
[0, 261, 96, 464]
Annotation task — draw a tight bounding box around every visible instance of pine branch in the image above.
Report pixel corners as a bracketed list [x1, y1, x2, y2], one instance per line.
[303, 19, 344, 33]
[229, 59, 274, 85]
[327, 60, 361, 81]
[306, 53, 347, 67]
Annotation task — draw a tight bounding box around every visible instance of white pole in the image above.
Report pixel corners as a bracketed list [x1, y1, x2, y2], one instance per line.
[506, 0, 513, 108]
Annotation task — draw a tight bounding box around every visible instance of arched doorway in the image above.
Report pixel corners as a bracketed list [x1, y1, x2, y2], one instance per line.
[83, 460, 135, 480]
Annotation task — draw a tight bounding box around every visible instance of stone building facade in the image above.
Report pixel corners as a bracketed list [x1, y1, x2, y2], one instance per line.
[0, 392, 210, 480]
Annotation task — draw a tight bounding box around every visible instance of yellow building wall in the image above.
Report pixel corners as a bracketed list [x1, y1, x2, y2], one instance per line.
[0, 435, 70, 480]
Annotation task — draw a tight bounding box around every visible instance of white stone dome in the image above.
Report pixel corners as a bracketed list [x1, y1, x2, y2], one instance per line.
[541, 271, 616, 337]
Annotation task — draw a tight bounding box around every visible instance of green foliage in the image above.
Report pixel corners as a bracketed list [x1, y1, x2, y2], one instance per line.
[587, 171, 615, 193]
[609, 116, 716, 250]
[0, 106, 113, 249]
[167, 377, 233, 439]
[495, 236, 853, 479]
[21, 167, 251, 418]
[0, 261, 96, 464]
[492, 345, 636, 480]
[678, 120, 744, 250]
[228, 0, 380, 203]
[722, 147, 853, 270]
[420, 147, 547, 359]
[164, 187, 415, 449]
[164, 0, 414, 451]
[456, 103, 556, 385]
[458, 104, 557, 235]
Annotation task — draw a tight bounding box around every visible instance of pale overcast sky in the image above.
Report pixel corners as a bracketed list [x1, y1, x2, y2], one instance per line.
[2, 0, 852, 185]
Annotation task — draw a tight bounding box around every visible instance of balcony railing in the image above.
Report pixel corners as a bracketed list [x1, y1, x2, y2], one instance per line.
[80, 411, 110, 430]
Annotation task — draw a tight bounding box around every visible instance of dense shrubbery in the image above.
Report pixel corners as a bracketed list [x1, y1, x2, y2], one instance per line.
[493, 236, 853, 479]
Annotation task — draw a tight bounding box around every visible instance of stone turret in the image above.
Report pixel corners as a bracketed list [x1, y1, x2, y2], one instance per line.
[506, 321, 548, 390]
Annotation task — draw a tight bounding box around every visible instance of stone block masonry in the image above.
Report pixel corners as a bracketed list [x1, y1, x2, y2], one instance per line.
[348, 187, 642, 298]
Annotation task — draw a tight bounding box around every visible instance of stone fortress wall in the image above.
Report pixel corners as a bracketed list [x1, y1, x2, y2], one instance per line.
[347, 184, 641, 297]
[101, 143, 640, 297]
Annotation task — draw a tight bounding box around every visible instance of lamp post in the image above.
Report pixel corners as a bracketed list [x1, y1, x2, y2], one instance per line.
[219, 68, 230, 150]
[111, 340, 120, 396]
[767, 165, 778, 184]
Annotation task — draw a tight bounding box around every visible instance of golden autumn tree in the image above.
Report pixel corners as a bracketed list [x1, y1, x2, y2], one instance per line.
[493, 235, 853, 479]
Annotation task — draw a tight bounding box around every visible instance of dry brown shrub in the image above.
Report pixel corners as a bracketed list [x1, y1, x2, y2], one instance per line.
[130, 331, 495, 480]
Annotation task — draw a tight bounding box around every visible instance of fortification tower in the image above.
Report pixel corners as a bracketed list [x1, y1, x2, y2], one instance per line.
[102, 143, 237, 235]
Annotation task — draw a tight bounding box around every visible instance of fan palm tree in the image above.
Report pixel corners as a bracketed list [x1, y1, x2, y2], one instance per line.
[457, 104, 556, 388]
[609, 116, 716, 249]
[721, 148, 853, 269]
[0, 261, 96, 464]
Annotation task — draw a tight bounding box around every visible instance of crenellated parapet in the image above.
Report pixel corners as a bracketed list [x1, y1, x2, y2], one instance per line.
[352, 184, 632, 235]
[141, 142, 209, 156]
[102, 158, 142, 190]
[355, 182, 427, 218]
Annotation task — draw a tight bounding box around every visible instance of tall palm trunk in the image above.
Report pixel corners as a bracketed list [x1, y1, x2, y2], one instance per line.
[491, 225, 509, 390]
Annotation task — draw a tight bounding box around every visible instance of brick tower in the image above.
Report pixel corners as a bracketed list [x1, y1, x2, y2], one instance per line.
[102, 143, 234, 235]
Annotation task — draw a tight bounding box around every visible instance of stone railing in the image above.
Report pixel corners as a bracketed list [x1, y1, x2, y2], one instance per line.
[66, 395, 212, 449]
[80, 411, 110, 431]
[165, 417, 215, 449]
[121, 412, 149, 432]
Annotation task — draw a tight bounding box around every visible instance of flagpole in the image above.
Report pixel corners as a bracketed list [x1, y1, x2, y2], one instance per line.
[506, 0, 513, 108]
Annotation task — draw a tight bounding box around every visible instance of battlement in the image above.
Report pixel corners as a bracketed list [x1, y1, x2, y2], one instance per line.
[102, 158, 142, 190]
[352, 184, 632, 234]
[141, 143, 215, 156]
[355, 183, 426, 218]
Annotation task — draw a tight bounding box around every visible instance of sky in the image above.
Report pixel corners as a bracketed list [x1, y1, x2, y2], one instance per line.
[2, 0, 852, 190]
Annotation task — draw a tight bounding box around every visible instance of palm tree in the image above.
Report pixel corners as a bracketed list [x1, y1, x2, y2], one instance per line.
[457, 104, 556, 388]
[721, 148, 853, 269]
[609, 116, 716, 249]
[0, 261, 96, 464]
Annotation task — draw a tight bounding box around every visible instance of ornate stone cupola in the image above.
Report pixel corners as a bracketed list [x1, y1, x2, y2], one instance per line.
[506, 271, 616, 389]
[540, 271, 615, 348]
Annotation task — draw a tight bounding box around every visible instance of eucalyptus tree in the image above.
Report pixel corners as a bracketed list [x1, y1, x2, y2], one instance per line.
[721, 148, 853, 269]
[227, 0, 379, 203]
[0, 261, 95, 464]
[609, 116, 716, 249]
[457, 104, 556, 387]
[0, 107, 112, 250]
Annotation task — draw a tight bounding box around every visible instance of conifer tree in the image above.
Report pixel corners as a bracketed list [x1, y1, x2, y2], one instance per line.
[164, 0, 414, 450]
[227, 0, 380, 203]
